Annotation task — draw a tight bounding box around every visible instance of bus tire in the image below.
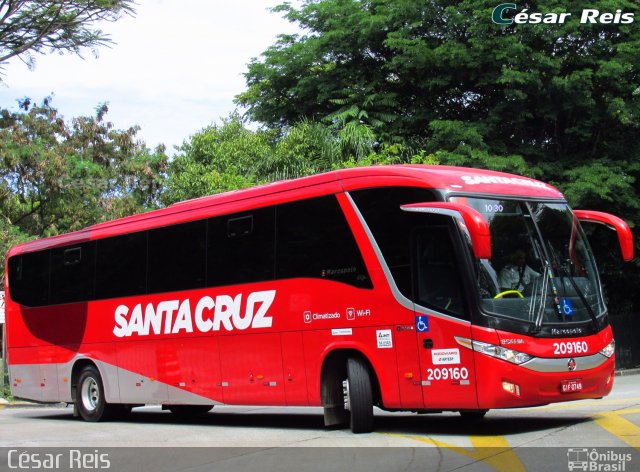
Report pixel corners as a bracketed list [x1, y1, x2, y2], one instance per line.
[76, 365, 114, 422]
[346, 357, 374, 433]
[168, 405, 214, 417]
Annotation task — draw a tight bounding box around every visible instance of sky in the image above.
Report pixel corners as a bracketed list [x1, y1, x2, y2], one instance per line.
[0, 0, 300, 153]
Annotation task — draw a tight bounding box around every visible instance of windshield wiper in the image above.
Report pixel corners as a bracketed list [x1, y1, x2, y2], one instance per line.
[532, 264, 550, 333]
[530, 239, 563, 333]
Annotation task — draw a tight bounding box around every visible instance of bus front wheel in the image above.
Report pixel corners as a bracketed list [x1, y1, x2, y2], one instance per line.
[345, 357, 374, 433]
[76, 365, 114, 422]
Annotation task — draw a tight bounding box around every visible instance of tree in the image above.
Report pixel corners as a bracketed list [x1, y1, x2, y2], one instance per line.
[162, 114, 272, 205]
[164, 114, 440, 205]
[0, 0, 135, 75]
[237, 1, 640, 185]
[0, 97, 167, 285]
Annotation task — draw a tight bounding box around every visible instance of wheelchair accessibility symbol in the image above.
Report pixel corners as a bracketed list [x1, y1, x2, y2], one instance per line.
[561, 298, 574, 317]
[416, 315, 429, 333]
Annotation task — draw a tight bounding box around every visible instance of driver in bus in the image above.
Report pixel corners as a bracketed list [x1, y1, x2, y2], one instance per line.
[498, 249, 540, 294]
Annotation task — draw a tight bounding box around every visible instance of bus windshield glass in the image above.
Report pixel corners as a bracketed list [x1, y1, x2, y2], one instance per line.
[450, 197, 606, 326]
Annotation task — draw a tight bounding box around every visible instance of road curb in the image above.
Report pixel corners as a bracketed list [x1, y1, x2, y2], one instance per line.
[0, 401, 67, 409]
[615, 367, 640, 377]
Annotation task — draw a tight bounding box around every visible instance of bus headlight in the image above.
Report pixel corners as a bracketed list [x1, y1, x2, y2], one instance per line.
[599, 339, 615, 358]
[471, 340, 533, 365]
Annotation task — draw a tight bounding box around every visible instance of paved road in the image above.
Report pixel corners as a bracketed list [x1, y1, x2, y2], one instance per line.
[1, 374, 638, 471]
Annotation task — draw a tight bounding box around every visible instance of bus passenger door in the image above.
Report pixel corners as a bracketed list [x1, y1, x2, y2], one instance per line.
[412, 226, 479, 410]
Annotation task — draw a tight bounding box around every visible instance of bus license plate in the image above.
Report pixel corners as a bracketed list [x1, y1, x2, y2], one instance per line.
[561, 380, 583, 393]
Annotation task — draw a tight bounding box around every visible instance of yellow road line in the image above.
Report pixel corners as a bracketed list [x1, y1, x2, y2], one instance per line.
[594, 411, 640, 449]
[383, 405, 640, 467]
[384, 433, 526, 472]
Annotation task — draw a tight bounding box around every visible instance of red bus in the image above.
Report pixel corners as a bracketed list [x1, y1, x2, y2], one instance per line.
[4, 165, 634, 433]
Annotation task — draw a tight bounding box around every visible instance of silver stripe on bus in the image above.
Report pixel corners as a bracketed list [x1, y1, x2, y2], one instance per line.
[520, 353, 609, 373]
[344, 192, 471, 326]
[9, 358, 222, 406]
[455, 336, 610, 373]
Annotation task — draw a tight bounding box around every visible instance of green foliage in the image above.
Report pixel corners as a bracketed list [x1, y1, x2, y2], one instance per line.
[1, 383, 13, 401]
[562, 160, 640, 216]
[335, 144, 440, 169]
[0, 1, 135, 76]
[326, 85, 399, 139]
[268, 119, 340, 179]
[0, 97, 168, 286]
[167, 116, 436, 200]
[165, 115, 386, 202]
[237, 0, 640, 196]
[162, 114, 271, 204]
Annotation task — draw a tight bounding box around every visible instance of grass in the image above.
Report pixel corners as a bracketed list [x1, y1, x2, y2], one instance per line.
[0, 361, 11, 401]
[1, 381, 13, 401]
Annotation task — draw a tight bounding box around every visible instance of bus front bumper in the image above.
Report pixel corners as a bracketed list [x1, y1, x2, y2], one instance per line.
[475, 353, 615, 409]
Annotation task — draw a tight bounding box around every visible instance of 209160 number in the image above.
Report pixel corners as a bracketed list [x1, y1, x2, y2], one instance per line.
[427, 367, 469, 381]
[553, 341, 588, 355]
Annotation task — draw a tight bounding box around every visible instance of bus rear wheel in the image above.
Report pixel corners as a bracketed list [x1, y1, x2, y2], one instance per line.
[76, 365, 114, 422]
[345, 357, 374, 433]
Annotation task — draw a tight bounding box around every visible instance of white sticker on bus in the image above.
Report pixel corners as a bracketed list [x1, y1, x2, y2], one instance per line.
[113, 290, 275, 337]
[332, 328, 352, 336]
[376, 329, 393, 348]
[431, 348, 461, 365]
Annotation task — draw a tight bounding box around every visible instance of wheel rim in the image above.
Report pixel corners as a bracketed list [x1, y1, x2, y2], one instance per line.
[343, 379, 351, 411]
[80, 377, 99, 412]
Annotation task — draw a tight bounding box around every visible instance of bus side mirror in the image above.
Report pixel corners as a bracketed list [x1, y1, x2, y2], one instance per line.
[400, 202, 491, 260]
[574, 210, 634, 262]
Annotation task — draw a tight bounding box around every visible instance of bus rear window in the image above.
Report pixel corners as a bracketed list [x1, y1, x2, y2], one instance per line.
[8, 251, 50, 307]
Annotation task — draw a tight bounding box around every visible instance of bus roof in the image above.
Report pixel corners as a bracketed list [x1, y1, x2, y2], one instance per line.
[7, 165, 564, 256]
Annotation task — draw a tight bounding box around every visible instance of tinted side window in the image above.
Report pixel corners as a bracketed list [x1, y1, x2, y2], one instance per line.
[50, 242, 95, 304]
[208, 207, 275, 287]
[95, 232, 147, 299]
[148, 220, 206, 294]
[276, 195, 371, 288]
[414, 226, 467, 319]
[350, 187, 436, 298]
[8, 251, 50, 307]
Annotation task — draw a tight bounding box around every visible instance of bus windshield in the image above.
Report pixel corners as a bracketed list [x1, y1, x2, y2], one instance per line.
[450, 197, 606, 327]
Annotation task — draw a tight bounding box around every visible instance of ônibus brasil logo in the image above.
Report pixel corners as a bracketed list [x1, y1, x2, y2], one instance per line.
[113, 290, 275, 337]
[492, 3, 634, 25]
